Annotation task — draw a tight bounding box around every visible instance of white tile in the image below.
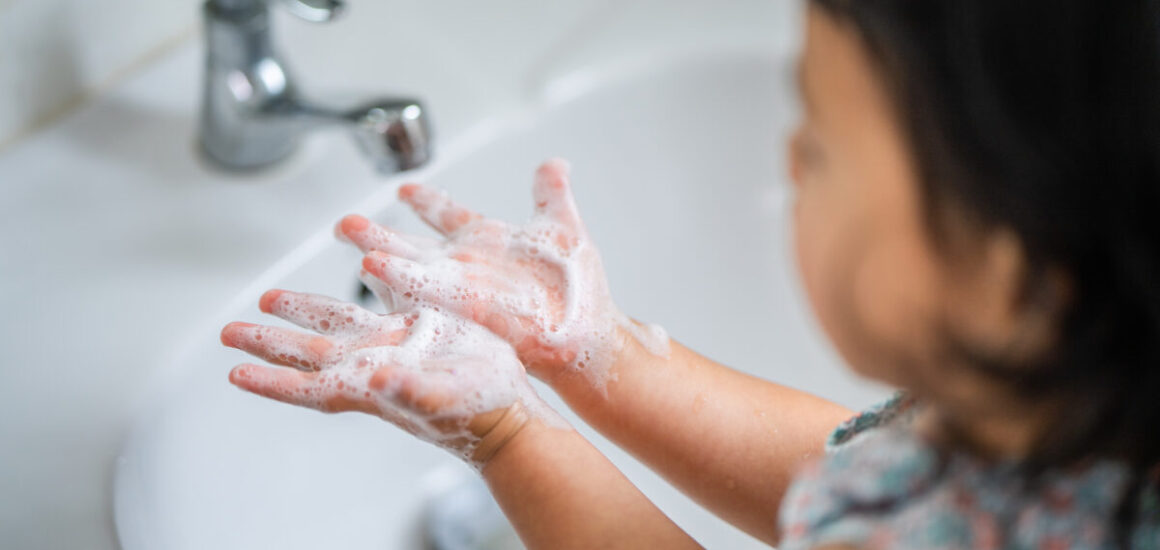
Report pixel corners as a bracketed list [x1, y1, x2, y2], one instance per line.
[0, 0, 196, 146]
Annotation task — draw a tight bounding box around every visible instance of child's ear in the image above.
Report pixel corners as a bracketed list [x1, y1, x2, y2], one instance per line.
[1008, 260, 1072, 364]
[941, 227, 1070, 367]
[971, 228, 1071, 365]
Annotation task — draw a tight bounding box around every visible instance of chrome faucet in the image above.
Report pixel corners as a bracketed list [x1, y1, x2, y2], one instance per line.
[199, 0, 432, 173]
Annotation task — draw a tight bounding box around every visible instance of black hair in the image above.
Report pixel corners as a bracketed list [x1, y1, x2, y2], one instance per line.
[808, 0, 1160, 545]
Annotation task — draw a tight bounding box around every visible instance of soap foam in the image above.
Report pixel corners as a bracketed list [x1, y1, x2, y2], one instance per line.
[355, 158, 670, 393]
[236, 291, 563, 469]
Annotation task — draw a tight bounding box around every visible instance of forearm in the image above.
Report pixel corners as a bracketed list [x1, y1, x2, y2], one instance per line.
[334, 166, 851, 543]
[481, 418, 701, 550]
[546, 333, 853, 544]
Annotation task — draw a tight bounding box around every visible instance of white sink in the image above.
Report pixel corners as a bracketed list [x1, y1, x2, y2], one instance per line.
[114, 51, 888, 549]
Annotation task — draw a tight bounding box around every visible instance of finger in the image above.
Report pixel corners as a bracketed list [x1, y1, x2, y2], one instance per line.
[363, 366, 443, 432]
[532, 158, 584, 231]
[398, 183, 483, 236]
[229, 363, 325, 408]
[466, 299, 525, 342]
[363, 251, 482, 317]
[361, 250, 435, 303]
[384, 369, 460, 417]
[258, 289, 379, 335]
[336, 214, 425, 259]
[220, 322, 341, 371]
[365, 364, 444, 413]
[358, 268, 399, 312]
[314, 371, 381, 414]
[353, 310, 415, 347]
[519, 342, 579, 373]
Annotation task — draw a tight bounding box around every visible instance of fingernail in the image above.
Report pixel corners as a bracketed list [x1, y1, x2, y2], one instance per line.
[340, 214, 369, 234]
[398, 183, 419, 200]
[221, 322, 256, 345]
[362, 252, 387, 272]
[228, 364, 252, 385]
[259, 290, 284, 313]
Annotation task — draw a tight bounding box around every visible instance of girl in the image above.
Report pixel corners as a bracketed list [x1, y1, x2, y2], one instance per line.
[220, 1, 1160, 548]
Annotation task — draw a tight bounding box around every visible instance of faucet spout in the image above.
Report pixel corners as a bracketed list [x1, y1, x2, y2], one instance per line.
[344, 100, 432, 173]
[198, 0, 433, 174]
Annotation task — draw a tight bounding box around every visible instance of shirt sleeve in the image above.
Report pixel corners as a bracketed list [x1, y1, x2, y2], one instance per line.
[779, 392, 931, 550]
[826, 391, 915, 451]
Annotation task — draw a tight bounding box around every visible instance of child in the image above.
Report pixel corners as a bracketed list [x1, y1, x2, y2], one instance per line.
[220, 1, 1160, 548]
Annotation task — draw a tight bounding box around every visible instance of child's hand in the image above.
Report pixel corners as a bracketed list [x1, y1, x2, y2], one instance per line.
[221, 290, 553, 466]
[338, 159, 668, 390]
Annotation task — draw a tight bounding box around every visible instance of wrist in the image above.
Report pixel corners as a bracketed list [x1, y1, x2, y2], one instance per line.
[470, 401, 532, 465]
[477, 412, 563, 476]
[544, 322, 670, 402]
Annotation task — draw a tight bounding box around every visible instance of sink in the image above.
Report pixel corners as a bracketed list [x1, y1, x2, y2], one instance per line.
[114, 51, 890, 550]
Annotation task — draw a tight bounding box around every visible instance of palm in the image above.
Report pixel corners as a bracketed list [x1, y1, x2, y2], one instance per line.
[221, 290, 538, 461]
[340, 159, 650, 387]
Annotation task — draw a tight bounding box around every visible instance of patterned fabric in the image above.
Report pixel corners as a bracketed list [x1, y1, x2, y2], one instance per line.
[778, 393, 1160, 549]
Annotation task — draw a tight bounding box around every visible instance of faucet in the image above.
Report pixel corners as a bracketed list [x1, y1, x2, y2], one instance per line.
[199, 0, 432, 173]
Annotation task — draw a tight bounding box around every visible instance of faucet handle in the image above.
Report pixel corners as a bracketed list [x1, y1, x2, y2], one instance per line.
[280, 0, 344, 22]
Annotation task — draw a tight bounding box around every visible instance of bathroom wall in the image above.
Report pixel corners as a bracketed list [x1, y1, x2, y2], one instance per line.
[0, 0, 802, 152]
[0, 0, 196, 150]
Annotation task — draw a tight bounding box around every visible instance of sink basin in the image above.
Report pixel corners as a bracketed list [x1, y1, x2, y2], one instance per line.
[114, 51, 889, 550]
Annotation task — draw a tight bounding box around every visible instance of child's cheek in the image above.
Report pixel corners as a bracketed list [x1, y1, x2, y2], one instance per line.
[792, 187, 837, 342]
[792, 183, 892, 383]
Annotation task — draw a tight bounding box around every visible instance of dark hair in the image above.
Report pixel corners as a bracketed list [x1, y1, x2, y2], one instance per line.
[809, 0, 1160, 543]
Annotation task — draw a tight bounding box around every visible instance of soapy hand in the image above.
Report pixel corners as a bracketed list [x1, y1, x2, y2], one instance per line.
[339, 159, 668, 390]
[222, 289, 553, 466]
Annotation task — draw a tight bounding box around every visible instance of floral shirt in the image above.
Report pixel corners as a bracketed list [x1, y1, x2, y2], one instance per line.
[778, 394, 1160, 549]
